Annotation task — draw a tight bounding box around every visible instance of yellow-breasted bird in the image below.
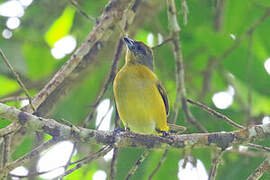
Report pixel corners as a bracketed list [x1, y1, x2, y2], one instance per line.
[113, 37, 170, 135]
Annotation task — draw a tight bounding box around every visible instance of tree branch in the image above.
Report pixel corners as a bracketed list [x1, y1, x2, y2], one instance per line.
[247, 156, 270, 180]
[167, 0, 207, 132]
[0, 49, 35, 111]
[0, 103, 270, 152]
[22, 0, 136, 114]
[209, 149, 224, 180]
[148, 149, 168, 180]
[125, 150, 150, 180]
[186, 98, 245, 129]
[62, 146, 113, 177]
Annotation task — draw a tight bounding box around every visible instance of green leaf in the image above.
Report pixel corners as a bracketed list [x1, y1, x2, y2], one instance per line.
[0, 76, 19, 96]
[45, 6, 75, 47]
[22, 43, 57, 80]
[223, 42, 270, 97]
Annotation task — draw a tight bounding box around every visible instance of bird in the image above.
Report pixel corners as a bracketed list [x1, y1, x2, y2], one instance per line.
[113, 37, 171, 135]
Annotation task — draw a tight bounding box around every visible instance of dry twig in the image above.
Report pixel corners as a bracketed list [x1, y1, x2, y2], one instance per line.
[209, 149, 224, 180]
[3, 138, 63, 174]
[148, 149, 168, 180]
[167, 0, 207, 132]
[62, 146, 112, 177]
[186, 98, 245, 129]
[0, 48, 35, 111]
[69, 0, 96, 22]
[125, 150, 150, 180]
[247, 156, 270, 180]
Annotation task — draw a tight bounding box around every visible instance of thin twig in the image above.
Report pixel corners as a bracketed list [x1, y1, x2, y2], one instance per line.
[59, 142, 76, 180]
[213, 0, 225, 31]
[28, 132, 44, 180]
[199, 57, 215, 100]
[0, 96, 28, 103]
[181, 0, 189, 25]
[0, 48, 35, 111]
[62, 146, 113, 177]
[68, 0, 96, 22]
[96, 102, 113, 130]
[186, 98, 245, 129]
[217, 8, 270, 63]
[209, 149, 224, 180]
[148, 149, 168, 180]
[226, 149, 267, 158]
[151, 37, 173, 50]
[247, 156, 270, 180]
[2, 135, 11, 167]
[10, 146, 86, 179]
[109, 148, 119, 180]
[246, 32, 254, 126]
[247, 143, 270, 152]
[10, 166, 63, 178]
[3, 138, 63, 173]
[200, 8, 270, 102]
[1, 134, 12, 178]
[167, 0, 207, 132]
[0, 123, 20, 137]
[125, 150, 151, 180]
[0, 138, 3, 170]
[109, 108, 121, 180]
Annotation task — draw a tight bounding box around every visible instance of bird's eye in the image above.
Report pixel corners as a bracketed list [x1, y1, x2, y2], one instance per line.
[137, 45, 146, 55]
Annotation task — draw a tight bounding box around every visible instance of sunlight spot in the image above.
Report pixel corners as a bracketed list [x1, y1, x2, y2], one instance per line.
[19, 0, 33, 7]
[264, 58, 270, 75]
[96, 99, 113, 131]
[178, 158, 208, 180]
[104, 149, 114, 161]
[212, 86, 235, 109]
[158, 33, 163, 45]
[226, 146, 233, 151]
[37, 141, 75, 179]
[20, 99, 29, 107]
[227, 85, 235, 96]
[239, 145, 248, 152]
[54, 35, 77, 54]
[51, 47, 66, 59]
[212, 92, 233, 109]
[262, 116, 270, 124]
[10, 166, 28, 180]
[228, 72, 235, 79]
[230, 33, 236, 40]
[0, 0, 24, 17]
[147, 33, 154, 47]
[51, 35, 77, 59]
[2, 29, 13, 39]
[6, 17, 20, 30]
[93, 170, 107, 180]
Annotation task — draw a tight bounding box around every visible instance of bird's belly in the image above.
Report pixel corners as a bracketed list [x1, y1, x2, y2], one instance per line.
[114, 75, 166, 134]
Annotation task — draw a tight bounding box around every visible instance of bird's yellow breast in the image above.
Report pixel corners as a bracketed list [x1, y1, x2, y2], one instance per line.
[113, 64, 169, 134]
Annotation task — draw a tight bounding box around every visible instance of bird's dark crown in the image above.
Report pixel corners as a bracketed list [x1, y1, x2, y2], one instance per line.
[123, 37, 154, 71]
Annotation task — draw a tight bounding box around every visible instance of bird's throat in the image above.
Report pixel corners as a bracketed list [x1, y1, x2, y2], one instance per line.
[125, 50, 154, 71]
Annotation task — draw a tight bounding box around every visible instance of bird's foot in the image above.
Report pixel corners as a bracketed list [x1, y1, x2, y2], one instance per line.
[156, 128, 169, 137]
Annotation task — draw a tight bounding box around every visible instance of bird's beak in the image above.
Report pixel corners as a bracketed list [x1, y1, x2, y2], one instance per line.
[123, 37, 136, 51]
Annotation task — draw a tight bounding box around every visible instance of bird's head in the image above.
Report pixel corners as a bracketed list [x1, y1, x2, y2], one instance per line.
[123, 37, 154, 71]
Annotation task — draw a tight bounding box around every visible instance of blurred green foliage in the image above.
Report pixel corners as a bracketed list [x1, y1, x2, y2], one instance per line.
[0, 0, 270, 179]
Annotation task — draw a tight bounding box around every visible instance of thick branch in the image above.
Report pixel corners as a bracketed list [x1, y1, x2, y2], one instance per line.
[1, 103, 270, 151]
[22, 0, 135, 114]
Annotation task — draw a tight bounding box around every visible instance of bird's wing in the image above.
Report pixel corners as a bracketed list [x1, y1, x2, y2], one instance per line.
[156, 81, 169, 116]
